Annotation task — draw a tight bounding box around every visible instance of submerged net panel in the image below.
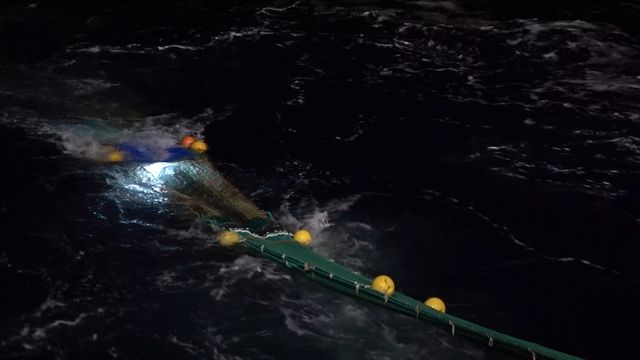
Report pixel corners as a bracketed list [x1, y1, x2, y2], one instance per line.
[166, 158, 582, 360]
[164, 160, 270, 230]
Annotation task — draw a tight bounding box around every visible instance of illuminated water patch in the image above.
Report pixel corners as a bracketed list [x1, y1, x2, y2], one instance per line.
[117, 162, 179, 204]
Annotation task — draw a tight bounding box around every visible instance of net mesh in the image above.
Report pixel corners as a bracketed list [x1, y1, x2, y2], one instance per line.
[164, 159, 270, 230]
[162, 158, 582, 360]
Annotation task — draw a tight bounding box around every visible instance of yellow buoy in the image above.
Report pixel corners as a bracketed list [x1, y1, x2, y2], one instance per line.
[218, 230, 240, 247]
[180, 135, 197, 148]
[371, 275, 395, 297]
[190, 140, 208, 153]
[293, 229, 312, 246]
[424, 297, 446, 313]
[106, 150, 125, 162]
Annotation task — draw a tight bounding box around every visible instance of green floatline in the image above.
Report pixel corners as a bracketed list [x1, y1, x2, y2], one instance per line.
[228, 230, 583, 360]
[157, 158, 581, 359]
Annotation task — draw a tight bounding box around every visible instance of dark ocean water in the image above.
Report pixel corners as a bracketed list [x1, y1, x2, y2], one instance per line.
[1, 1, 640, 359]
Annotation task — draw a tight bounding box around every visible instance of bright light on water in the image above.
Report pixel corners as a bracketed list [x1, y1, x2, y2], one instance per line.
[116, 162, 179, 204]
[143, 162, 176, 181]
[137, 162, 177, 192]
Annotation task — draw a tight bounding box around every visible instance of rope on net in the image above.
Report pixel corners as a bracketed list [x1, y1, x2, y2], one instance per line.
[237, 230, 583, 360]
[162, 159, 582, 360]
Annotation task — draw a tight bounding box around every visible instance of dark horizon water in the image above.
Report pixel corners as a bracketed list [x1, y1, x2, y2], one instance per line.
[1, 1, 640, 359]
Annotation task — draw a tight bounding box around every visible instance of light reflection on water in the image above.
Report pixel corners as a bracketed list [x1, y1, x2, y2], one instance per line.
[113, 162, 180, 205]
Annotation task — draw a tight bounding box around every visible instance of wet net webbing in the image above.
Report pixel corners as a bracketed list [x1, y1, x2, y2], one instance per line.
[163, 159, 272, 230]
[163, 158, 582, 360]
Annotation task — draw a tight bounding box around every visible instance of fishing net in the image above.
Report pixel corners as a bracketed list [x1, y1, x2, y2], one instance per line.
[160, 159, 272, 231]
[160, 157, 582, 360]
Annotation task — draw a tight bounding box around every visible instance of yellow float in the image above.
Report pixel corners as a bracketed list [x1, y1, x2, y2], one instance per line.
[293, 229, 313, 246]
[218, 230, 241, 246]
[371, 275, 395, 296]
[424, 297, 446, 313]
[106, 150, 125, 162]
[190, 140, 208, 153]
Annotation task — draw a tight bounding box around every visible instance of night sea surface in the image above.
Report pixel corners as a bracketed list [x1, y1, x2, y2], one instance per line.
[1, 0, 640, 359]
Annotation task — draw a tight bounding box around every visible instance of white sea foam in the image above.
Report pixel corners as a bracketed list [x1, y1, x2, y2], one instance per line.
[274, 195, 375, 269]
[27, 114, 205, 163]
[210, 255, 292, 301]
